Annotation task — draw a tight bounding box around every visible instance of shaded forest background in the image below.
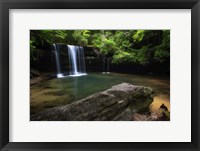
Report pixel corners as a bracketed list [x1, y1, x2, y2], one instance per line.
[30, 30, 170, 74]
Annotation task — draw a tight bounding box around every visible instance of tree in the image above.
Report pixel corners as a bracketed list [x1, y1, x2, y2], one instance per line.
[154, 30, 170, 63]
[73, 30, 91, 46]
[30, 30, 170, 67]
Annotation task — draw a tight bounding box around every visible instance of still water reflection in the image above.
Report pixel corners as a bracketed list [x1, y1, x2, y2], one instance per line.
[30, 73, 170, 115]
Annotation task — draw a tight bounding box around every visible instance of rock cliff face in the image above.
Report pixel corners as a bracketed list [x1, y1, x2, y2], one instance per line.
[31, 83, 154, 121]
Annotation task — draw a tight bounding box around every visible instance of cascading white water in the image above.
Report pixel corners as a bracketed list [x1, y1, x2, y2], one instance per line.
[77, 46, 86, 74]
[68, 45, 78, 75]
[53, 44, 64, 78]
[68, 45, 87, 77]
[53, 44, 87, 78]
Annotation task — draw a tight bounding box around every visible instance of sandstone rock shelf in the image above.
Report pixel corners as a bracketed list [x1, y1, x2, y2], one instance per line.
[31, 83, 154, 121]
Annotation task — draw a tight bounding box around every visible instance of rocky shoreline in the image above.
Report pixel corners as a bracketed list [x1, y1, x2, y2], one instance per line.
[31, 82, 169, 121]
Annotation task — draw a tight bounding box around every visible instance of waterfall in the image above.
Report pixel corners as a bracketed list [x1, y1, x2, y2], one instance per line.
[53, 44, 87, 78]
[68, 45, 78, 75]
[53, 44, 64, 78]
[68, 45, 87, 77]
[78, 46, 86, 74]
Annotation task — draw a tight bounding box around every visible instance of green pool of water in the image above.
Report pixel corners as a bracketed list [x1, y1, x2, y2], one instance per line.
[30, 72, 170, 115]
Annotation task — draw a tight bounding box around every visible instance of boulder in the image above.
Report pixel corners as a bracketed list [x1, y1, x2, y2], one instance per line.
[31, 83, 154, 121]
[132, 103, 170, 121]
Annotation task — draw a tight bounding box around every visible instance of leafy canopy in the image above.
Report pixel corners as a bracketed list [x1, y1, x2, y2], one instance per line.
[30, 30, 170, 65]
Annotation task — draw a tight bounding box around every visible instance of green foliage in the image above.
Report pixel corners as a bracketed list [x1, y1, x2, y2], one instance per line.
[30, 40, 37, 63]
[30, 40, 36, 49]
[133, 30, 145, 42]
[135, 46, 150, 65]
[112, 50, 135, 64]
[114, 31, 131, 49]
[54, 30, 67, 40]
[112, 46, 150, 65]
[154, 30, 170, 62]
[30, 29, 170, 66]
[73, 30, 91, 46]
[30, 30, 68, 47]
[91, 32, 102, 49]
[92, 31, 117, 57]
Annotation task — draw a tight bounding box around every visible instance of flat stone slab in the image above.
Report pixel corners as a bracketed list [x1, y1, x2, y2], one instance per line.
[31, 82, 154, 121]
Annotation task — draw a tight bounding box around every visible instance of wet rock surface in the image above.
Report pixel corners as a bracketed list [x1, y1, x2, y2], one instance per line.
[30, 73, 54, 86]
[31, 83, 154, 121]
[132, 103, 170, 121]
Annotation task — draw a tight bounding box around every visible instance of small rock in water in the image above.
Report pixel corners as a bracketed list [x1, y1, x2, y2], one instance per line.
[160, 103, 169, 111]
[132, 103, 170, 121]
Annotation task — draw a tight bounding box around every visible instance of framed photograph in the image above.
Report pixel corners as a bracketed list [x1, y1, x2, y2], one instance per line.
[0, 0, 200, 150]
